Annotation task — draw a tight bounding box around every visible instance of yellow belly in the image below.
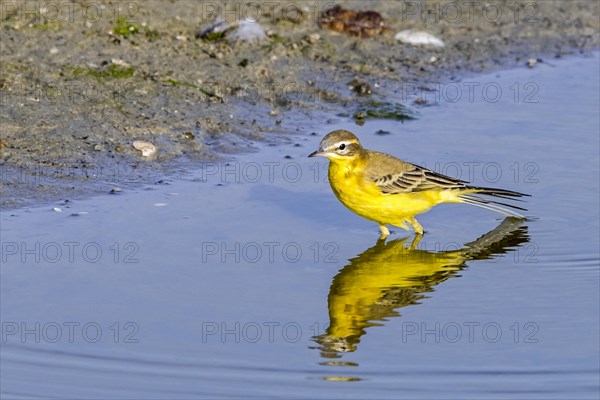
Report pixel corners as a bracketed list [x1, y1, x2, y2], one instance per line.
[329, 164, 449, 228]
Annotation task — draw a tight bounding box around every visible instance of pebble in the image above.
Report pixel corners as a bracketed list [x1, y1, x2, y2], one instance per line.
[375, 129, 391, 135]
[308, 33, 320, 43]
[111, 58, 131, 67]
[132, 140, 157, 157]
[395, 30, 445, 48]
[319, 5, 388, 38]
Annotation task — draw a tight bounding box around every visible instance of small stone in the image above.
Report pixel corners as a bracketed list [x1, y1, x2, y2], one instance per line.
[53, 207, 62, 213]
[111, 58, 131, 67]
[395, 30, 445, 47]
[375, 129, 391, 135]
[132, 140, 156, 157]
[110, 187, 122, 194]
[349, 78, 372, 96]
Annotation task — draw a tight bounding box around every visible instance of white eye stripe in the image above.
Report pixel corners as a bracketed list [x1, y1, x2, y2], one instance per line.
[333, 139, 359, 149]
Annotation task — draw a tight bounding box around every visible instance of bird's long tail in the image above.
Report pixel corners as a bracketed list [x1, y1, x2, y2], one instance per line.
[459, 187, 530, 219]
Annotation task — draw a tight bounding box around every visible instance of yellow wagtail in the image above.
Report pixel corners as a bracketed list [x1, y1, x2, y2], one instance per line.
[309, 130, 529, 237]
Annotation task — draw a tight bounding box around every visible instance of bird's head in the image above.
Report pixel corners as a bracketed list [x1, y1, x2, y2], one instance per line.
[308, 130, 364, 162]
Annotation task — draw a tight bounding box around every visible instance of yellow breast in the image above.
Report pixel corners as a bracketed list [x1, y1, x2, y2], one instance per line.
[328, 160, 443, 227]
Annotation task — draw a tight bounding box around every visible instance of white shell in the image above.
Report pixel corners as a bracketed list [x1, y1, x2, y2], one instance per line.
[132, 140, 156, 157]
[395, 30, 445, 48]
[527, 58, 538, 68]
[228, 19, 267, 43]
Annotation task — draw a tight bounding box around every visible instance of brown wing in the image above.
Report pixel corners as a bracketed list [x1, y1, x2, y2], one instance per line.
[365, 152, 468, 195]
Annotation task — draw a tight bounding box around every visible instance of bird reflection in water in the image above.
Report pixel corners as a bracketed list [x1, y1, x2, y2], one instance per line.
[313, 217, 530, 359]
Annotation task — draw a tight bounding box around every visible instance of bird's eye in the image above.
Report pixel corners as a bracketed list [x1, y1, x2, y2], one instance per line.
[338, 143, 346, 151]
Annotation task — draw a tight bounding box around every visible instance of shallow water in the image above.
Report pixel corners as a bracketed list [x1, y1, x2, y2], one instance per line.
[1, 53, 599, 399]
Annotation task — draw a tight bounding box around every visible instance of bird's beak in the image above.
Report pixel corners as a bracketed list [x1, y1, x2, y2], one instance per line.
[308, 148, 324, 158]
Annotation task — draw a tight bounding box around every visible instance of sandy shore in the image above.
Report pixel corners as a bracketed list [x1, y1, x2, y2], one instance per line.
[1, 0, 598, 208]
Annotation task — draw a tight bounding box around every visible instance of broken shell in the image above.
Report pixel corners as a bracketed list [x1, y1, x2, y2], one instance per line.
[395, 30, 445, 48]
[132, 140, 156, 157]
[196, 18, 236, 39]
[228, 19, 267, 43]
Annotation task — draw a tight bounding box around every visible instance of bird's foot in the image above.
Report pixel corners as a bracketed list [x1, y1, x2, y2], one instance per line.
[406, 217, 424, 235]
[378, 224, 390, 239]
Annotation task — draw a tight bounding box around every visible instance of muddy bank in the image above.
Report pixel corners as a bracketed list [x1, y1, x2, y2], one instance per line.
[0, 0, 598, 208]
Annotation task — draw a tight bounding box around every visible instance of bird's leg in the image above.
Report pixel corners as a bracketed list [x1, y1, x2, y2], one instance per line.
[378, 224, 390, 239]
[406, 217, 424, 235]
